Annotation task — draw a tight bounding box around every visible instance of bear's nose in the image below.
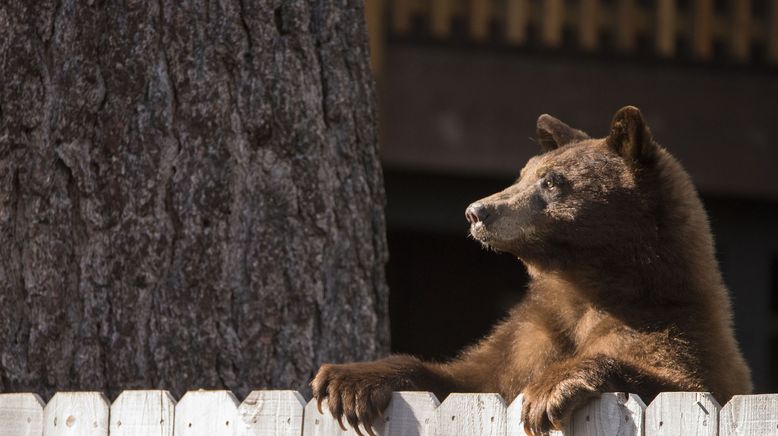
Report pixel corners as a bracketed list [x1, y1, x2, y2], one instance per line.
[465, 203, 490, 225]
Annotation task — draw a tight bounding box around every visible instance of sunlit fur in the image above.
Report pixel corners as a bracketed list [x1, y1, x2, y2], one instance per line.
[312, 107, 752, 436]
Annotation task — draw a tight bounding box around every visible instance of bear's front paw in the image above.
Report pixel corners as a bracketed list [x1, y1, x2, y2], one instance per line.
[311, 363, 394, 436]
[521, 376, 600, 435]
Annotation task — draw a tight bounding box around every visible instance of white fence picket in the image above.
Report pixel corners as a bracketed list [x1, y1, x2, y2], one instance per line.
[373, 392, 439, 436]
[238, 390, 305, 436]
[567, 392, 645, 436]
[506, 394, 523, 436]
[109, 390, 175, 436]
[43, 392, 110, 436]
[174, 390, 240, 436]
[646, 392, 719, 436]
[0, 393, 45, 436]
[431, 393, 507, 436]
[303, 397, 359, 436]
[506, 394, 562, 436]
[720, 394, 778, 436]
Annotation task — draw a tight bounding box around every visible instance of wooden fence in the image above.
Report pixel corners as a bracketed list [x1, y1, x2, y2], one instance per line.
[1, 390, 777, 435]
[366, 0, 778, 66]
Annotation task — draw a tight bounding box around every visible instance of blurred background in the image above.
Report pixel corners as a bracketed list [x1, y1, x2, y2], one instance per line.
[363, 0, 778, 393]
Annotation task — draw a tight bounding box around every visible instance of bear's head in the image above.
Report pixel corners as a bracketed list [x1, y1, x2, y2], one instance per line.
[467, 106, 672, 272]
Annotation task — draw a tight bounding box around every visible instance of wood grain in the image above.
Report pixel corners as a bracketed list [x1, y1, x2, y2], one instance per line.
[720, 394, 778, 436]
[238, 390, 305, 436]
[431, 393, 507, 436]
[43, 392, 109, 436]
[373, 392, 440, 436]
[0, 393, 45, 436]
[506, 394, 563, 436]
[567, 393, 645, 436]
[110, 390, 175, 436]
[303, 397, 360, 436]
[174, 391, 239, 436]
[645, 392, 719, 436]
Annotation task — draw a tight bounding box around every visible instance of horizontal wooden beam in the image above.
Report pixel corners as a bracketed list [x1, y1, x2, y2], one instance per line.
[381, 45, 778, 199]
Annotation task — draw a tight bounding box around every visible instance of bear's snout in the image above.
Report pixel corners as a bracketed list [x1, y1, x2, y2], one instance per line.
[465, 202, 491, 225]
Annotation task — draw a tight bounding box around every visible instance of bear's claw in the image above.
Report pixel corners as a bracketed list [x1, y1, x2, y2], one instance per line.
[311, 362, 393, 436]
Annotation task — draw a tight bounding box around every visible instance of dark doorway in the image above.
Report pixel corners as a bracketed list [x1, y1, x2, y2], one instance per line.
[384, 170, 528, 361]
[387, 228, 527, 360]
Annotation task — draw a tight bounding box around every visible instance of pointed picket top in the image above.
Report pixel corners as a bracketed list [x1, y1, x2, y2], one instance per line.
[720, 393, 778, 436]
[567, 392, 645, 436]
[239, 390, 305, 436]
[303, 397, 361, 435]
[43, 392, 110, 436]
[0, 393, 45, 436]
[506, 394, 562, 436]
[646, 392, 719, 436]
[174, 390, 240, 436]
[431, 393, 507, 436]
[110, 390, 176, 436]
[372, 391, 440, 436]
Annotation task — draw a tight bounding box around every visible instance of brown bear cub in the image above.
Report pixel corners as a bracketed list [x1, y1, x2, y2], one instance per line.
[312, 106, 752, 435]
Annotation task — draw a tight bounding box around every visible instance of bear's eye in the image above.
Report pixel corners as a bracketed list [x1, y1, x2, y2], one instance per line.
[541, 173, 565, 192]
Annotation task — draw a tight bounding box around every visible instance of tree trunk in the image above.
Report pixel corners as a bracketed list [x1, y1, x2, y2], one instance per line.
[0, 0, 389, 399]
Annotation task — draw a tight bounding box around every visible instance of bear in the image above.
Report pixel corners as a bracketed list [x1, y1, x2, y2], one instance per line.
[312, 106, 752, 436]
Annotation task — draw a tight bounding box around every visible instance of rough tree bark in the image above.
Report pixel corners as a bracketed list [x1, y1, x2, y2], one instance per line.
[0, 0, 389, 399]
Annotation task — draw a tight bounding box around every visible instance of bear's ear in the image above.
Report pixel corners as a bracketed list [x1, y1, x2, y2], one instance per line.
[536, 114, 590, 152]
[606, 106, 657, 165]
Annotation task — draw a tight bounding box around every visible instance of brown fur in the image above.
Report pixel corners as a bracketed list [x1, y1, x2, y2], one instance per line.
[312, 106, 752, 436]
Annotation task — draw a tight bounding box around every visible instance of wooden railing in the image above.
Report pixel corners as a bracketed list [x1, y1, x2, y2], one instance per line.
[366, 0, 778, 66]
[2, 390, 777, 435]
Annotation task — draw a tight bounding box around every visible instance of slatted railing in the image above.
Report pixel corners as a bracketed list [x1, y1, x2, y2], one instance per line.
[1, 390, 777, 435]
[367, 0, 778, 65]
